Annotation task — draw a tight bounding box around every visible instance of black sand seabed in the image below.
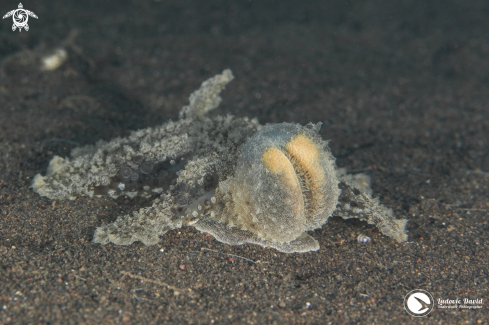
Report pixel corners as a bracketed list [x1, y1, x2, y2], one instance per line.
[0, 0, 487, 324]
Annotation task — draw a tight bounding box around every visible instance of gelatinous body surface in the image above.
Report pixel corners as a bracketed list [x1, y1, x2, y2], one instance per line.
[31, 69, 408, 253]
[205, 123, 340, 251]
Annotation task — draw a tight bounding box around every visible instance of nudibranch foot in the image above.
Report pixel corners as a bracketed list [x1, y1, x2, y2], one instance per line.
[194, 218, 319, 253]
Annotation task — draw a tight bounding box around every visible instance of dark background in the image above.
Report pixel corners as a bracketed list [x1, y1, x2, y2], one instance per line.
[0, 0, 487, 323]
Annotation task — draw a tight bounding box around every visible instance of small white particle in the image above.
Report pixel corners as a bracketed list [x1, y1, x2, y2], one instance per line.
[40, 48, 68, 71]
[357, 234, 371, 244]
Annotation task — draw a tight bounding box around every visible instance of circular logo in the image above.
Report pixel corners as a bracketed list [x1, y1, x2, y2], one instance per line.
[404, 289, 434, 317]
[13, 10, 28, 27]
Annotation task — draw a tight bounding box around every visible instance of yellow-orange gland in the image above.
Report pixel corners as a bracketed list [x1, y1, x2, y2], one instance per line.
[262, 135, 326, 215]
[262, 146, 304, 217]
[285, 135, 326, 214]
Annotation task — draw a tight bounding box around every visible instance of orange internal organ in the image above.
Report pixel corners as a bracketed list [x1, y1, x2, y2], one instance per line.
[285, 134, 326, 216]
[262, 147, 302, 191]
[262, 146, 304, 215]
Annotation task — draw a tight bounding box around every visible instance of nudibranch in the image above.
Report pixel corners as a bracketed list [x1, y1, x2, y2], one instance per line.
[32, 69, 408, 253]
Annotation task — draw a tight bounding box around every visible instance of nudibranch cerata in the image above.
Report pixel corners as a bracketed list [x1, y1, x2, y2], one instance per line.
[32, 69, 408, 253]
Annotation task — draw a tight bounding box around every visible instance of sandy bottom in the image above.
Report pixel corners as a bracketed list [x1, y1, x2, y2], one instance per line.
[0, 0, 487, 323]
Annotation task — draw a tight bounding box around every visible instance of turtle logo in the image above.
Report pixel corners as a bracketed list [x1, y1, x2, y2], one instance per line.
[3, 3, 38, 32]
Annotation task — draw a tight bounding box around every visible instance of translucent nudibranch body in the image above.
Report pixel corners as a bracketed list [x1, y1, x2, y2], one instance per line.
[31, 69, 408, 253]
[206, 123, 340, 251]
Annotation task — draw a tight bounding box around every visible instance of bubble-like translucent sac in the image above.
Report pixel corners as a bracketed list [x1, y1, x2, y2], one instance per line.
[120, 166, 132, 178]
[140, 161, 153, 174]
[198, 123, 340, 251]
